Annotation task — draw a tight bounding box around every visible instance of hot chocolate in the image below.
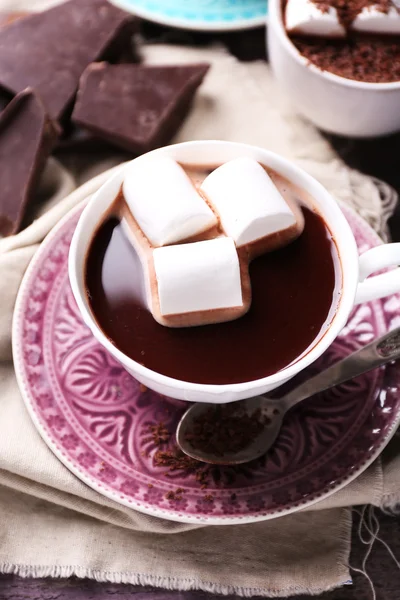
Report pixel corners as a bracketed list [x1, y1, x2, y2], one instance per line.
[85, 163, 341, 385]
[284, 0, 400, 83]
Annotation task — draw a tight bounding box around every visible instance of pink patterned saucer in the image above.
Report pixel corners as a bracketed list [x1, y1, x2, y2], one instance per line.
[13, 201, 400, 525]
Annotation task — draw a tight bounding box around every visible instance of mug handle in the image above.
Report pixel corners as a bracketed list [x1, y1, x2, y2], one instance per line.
[355, 243, 400, 304]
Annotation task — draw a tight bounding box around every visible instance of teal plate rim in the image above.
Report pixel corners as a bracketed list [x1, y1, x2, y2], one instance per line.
[111, 0, 268, 31]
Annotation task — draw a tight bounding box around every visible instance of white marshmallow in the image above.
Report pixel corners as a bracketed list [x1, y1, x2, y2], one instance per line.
[153, 237, 243, 316]
[353, 5, 400, 34]
[200, 158, 296, 247]
[285, 0, 345, 37]
[123, 155, 217, 247]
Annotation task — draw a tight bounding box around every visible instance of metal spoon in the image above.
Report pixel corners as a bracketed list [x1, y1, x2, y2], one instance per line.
[176, 327, 400, 465]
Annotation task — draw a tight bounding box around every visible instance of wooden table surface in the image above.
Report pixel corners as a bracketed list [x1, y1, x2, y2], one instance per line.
[1, 20, 400, 600]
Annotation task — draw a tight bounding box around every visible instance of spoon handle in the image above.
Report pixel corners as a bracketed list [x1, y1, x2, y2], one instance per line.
[282, 327, 400, 410]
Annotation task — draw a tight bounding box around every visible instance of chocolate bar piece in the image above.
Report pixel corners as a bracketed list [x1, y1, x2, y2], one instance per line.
[0, 9, 28, 114]
[56, 125, 102, 152]
[0, 89, 59, 236]
[0, 0, 136, 120]
[0, 88, 11, 113]
[55, 124, 115, 154]
[72, 62, 210, 153]
[0, 11, 28, 28]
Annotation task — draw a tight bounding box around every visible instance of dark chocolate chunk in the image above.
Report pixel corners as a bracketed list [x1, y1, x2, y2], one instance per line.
[0, 0, 136, 120]
[0, 89, 59, 236]
[72, 62, 210, 153]
[0, 11, 28, 28]
[55, 124, 113, 153]
[0, 88, 11, 113]
[0, 10, 29, 116]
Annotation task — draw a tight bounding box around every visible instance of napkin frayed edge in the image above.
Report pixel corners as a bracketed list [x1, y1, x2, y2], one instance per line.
[0, 510, 353, 598]
[381, 493, 400, 515]
[0, 565, 351, 598]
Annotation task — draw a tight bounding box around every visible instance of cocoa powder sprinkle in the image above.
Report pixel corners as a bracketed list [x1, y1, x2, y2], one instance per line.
[143, 422, 170, 446]
[165, 489, 185, 501]
[286, 0, 400, 83]
[153, 446, 211, 487]
[184, 404, 269, 457]
[292, 34, 400, 83]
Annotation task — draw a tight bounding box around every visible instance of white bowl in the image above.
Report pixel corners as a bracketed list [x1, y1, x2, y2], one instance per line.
[267, 0, 400, 138]
[69, 140, 400, 403]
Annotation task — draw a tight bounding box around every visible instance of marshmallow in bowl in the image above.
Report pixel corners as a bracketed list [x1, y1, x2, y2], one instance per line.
[123, 155, 217, 247]
[285, 0, 345, 37]
[353, 5, 400, 34]
[201, 157, 298, 248]
[153, 237, 243, 318]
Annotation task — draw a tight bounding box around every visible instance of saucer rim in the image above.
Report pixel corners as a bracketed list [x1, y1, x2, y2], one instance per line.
[12, 196, 400, 525]
[111, 0, 268, 31]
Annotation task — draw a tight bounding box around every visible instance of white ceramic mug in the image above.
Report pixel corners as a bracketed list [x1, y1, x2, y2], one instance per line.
[267, 0, 400, 138]
[69, 140, 400, 403]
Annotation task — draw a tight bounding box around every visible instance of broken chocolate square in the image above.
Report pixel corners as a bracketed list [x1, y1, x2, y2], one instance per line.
[0, 0, 136, 121]
[72, 62, 210, 153]
[0, 88, 11, 113]
[0, 11, 28, 28]
[0, 89, 59, 236]
[55, 125, 109, 153]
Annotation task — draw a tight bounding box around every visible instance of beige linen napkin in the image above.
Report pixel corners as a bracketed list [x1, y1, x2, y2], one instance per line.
[0, 18, 400, 597]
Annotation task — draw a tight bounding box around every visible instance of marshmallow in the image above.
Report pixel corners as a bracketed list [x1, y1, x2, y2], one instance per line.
[153, 237, 243, 317]
[285, 0, 345, 37]
[200, 158, 297, 247]
[123, 155, 217, 247]
[353, 5, 400, 34]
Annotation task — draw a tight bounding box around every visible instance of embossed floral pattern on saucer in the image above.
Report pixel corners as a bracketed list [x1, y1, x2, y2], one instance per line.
[13, 202, 400, 524]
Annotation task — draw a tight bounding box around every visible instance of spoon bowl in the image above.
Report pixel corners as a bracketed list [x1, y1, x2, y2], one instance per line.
[177, 327, 400, 465]
[176, 396, 285, 465]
